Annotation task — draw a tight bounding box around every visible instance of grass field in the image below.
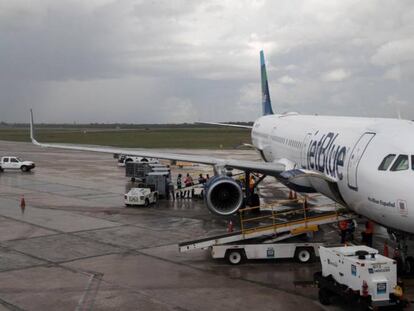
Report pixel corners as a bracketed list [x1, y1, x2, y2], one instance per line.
[0, 127, 252, 149]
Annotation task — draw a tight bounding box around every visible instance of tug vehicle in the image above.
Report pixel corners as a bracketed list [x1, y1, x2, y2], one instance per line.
[124, 187, 158, 207]
[314, 245, 407, 309]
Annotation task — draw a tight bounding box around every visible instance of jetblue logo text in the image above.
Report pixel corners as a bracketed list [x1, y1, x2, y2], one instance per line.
[306, 132, 346, 180]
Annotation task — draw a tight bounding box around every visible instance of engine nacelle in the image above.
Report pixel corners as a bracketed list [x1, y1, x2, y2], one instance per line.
[204, 175, 244, 216]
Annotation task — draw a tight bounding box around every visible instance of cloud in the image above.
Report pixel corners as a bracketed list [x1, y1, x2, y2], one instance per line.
[160, 97, 198, 123]
[321, 68, 351, 82]
[277, 75, 296, 85]
[383, 65, 402, 80]
[371, 39, 414, 66]
[2, 0, 414, 122]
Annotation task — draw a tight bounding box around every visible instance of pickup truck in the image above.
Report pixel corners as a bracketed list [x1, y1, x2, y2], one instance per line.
[0, 156, 35, 172]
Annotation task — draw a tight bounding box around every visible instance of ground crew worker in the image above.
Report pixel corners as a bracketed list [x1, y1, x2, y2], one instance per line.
[198, 174, 206, 185]
[168, 181, 175, 201]
[184, 173, 194, 198]
[249, 175, 256, 192]
[347, 219, 356, 242]
[339, 220, 348, 244]
[176, 174, 182, 198]
[362, 220, 374, 247]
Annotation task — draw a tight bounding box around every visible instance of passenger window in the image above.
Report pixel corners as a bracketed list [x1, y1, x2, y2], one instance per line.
[4, 158, 8, 163]
[390, 155, 409, 171]
[378, 154, 396, 171]
[412, 155, 414, 170]
[11, 158, 18, 163]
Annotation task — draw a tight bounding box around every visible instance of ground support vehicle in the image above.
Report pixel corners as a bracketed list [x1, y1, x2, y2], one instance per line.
[124, 187, 158, 207]
[125, 162, 168, 181]
[314, 245, 407, 309]
[146, 172, 170, 197]
[0, 156, 35, 172]
[210, 236, 323, 265]
[118, 155, 158, 167]
[179, 202, 355, 265]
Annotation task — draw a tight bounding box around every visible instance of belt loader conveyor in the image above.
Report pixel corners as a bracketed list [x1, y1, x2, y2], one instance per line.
[179, 202, 354, 263]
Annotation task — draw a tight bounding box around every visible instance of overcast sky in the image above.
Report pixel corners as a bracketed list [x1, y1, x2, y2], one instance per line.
[1, 0, 414, 123]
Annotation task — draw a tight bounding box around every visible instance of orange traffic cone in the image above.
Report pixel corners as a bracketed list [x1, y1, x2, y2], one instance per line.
[289, 190, 293, 200]
[384, 241, 389, 257]
[227, 220, 234, 233]
[20, 195, 26, 214]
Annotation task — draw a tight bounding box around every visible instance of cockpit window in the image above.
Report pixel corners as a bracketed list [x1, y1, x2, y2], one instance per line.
[390, 154, 409, 171]
[378, 154, 396, 171]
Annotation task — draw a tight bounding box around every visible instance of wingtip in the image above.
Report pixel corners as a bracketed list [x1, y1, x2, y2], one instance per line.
[29, 109, 40, 146]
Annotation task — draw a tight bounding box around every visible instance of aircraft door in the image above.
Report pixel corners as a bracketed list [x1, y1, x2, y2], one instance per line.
[301, 133, 312, 168]
[347, 132, 375, 190]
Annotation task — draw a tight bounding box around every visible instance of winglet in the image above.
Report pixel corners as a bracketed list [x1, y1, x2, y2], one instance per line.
[260, 50, 274, 116]
[30, 109, 41, 146]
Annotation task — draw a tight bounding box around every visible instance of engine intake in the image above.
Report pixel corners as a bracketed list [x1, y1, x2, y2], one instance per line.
[204, 176, 244, 216]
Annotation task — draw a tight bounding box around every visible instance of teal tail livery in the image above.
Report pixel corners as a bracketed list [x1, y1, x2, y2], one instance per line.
[260, 50, 274, 116]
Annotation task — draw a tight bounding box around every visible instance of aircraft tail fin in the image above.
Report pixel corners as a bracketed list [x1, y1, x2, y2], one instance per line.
[260, 50, 274, 116]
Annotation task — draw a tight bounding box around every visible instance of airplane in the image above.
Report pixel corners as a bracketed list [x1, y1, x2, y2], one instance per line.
[30, 51, 414, 267]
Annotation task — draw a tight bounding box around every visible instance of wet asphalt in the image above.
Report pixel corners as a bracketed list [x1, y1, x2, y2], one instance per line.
[0, 140, 412, 311]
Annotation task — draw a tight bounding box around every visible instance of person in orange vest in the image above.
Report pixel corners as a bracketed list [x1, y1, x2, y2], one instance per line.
[249, 175, 256, 192]
[339, 220, 348, 244]
[362, 220, 374, 247]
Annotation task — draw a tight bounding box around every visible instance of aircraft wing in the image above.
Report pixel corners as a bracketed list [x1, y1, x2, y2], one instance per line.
[196, 121, 253, 129]
[30, 111, 284, 176]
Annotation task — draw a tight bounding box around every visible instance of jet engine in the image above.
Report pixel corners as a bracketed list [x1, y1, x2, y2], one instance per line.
[204, 175, 244, 216]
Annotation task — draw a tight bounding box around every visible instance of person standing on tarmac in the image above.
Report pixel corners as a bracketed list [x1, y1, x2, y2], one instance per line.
[184, 173, 194, 198]
[198, 174, 206, 185]
[362, 220, 374, 247]
[168, 181, 175, 201]
[339, 220, 348, 244]
[347, 219, 356, 242]
[176, 174, 183, 198]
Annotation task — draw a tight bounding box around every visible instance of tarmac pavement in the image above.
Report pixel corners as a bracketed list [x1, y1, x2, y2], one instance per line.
[0, 140, 412, 310]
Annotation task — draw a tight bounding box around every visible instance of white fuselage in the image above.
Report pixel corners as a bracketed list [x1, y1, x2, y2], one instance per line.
[251, 113, 414, 234]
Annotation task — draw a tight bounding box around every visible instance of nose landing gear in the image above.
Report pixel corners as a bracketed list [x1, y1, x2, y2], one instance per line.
[389, 230, 414, 276]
